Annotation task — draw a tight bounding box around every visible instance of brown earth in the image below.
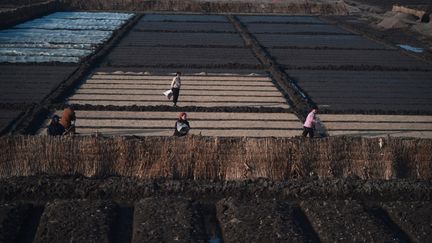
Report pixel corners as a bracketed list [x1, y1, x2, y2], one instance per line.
[1, 176, 432, 242]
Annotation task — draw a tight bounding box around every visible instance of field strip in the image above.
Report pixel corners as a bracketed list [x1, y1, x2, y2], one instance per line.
[69, 94, 285, 102]
[319, 114, 432, 138]
[80, 84, 278, 91]
[56, 110, 299, 120]
[329, 130, 432, 138]
[67, 100, 290, 108]
[382, 202, 432, 243]
[91, 74, 271, 81]
[216, 198, 310, 242]
[74, 128, 303, 137]
[34, 200, 117, 242]
[301, 200, 400, 242]
[38, 111, 301, 137]
[133, 198, 205, 242]
[85, 80, 275, 86]
[75, 89, 282, 96]
[319, 114, 432, 122]
[323, 122, 432, 130]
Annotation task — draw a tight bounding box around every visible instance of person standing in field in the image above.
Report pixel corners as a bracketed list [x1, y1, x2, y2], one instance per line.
[174, 112, 190, 137]
[302, 107, 318, 138]
[171, 71, 181, 107]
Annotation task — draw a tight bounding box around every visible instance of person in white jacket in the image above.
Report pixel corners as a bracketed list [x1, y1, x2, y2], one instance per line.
[171, 71, 181, 107]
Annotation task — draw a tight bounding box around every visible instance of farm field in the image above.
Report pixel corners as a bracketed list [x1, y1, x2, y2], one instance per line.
[2, 1, 432, 242]
[1, 176, 432, 242]
[319, 114, 432, 138]
[38, 111, 301, 137]
[288, 70, 432, 112]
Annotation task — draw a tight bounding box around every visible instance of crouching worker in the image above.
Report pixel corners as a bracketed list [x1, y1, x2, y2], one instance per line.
[59, 104, 76, 135]
[174, 112, 190, 137]
[302, 107, 318, 138]
[47, 115, 65, 136]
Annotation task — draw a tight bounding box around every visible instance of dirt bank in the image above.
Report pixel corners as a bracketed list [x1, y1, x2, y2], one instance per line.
[1, 136, 431, 180]
[59, 0, 349, 14]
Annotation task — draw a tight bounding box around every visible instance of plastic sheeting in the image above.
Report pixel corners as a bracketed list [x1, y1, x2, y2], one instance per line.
[0, 12, 134, 64]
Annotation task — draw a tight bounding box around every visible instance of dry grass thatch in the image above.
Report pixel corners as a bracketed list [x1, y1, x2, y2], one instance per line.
[0, 135, 431, 180]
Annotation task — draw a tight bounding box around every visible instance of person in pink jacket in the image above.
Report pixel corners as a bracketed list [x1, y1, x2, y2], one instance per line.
[302, 107, 318, 138]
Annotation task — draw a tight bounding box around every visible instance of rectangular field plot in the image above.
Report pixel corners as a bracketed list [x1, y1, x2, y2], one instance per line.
[318, 114, 432, 138]
[237, 15, 325, 24]
[301, 200, 402, 242]
[216, 198, 312, 242]
[119, 32, 245, 47]
[0, 65, 78, 104]
[38, 111, 302, 137]
[104, 47, 260, 67]
[287, 70, 432, 112]
[0, 12, 133, 63]
[142, 14, 227, 22]
[244, 23, 350, 34]
[254, 34, 387, 49]
[133, 197, 205, 242]
[382, 202, 432, 243]
[33, 200, 118, 243]
[273, 49, 432, 70]
[133, 22, 236, 32]
[68, 73, 288, 108]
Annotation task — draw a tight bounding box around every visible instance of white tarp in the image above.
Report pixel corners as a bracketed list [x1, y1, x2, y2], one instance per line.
[0, 11, 134, 63]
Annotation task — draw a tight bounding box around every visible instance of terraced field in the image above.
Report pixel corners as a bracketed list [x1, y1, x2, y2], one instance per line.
[319, 114, 432, 138]
[39, 110, 301, 137]
[68, 73, 288, 108]
[0, 11, 134, 135]
[1, 177, 431, 243]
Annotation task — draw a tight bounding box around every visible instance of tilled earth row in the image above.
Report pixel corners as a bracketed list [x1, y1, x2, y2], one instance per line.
[0, 176, 431, 243]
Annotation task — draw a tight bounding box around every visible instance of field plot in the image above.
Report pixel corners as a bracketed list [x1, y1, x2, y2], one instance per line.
[141, 14, 228, 22]
[105, 47, 260, 67]
[34, 200, 117, 243]
[103, 14, 260, 68]
[272, 49, 431, 69]
[133, 197, 205, 242]
[38, 111, 301, 137]
[119, 32, 245, 47]
[382, 201, 432, 243]
[216, 198, 313, 242]
[288, 70, 432, 112]
[237, 15, 325, 24]
[0, 65, 77, 104]
[244, 23, 350, 34]
[133, 22, 236, 32]
[301, 200, 403, 242]
[318, 114, 432, 138]
[68, 73, 288, 108]
[254, 34, 387, 49]
[0, 12, 133, 63]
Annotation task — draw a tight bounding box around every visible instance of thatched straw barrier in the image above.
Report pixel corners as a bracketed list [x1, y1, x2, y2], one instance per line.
[0, 136, 431, 180]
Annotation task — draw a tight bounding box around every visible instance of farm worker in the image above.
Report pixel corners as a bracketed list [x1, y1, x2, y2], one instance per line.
[47, 115, 65, 136]
[174, 112, 190, 137]
[302, 107, 318, 138]
[171, 71, 182, 107]
[59, 104, 76, 135]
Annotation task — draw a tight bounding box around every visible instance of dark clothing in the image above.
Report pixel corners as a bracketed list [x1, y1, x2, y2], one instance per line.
[172, 88, 180, 105]
[302, 126, 314, 138]
[47, 123, 65, 136]
[174, 120, 190, 137]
